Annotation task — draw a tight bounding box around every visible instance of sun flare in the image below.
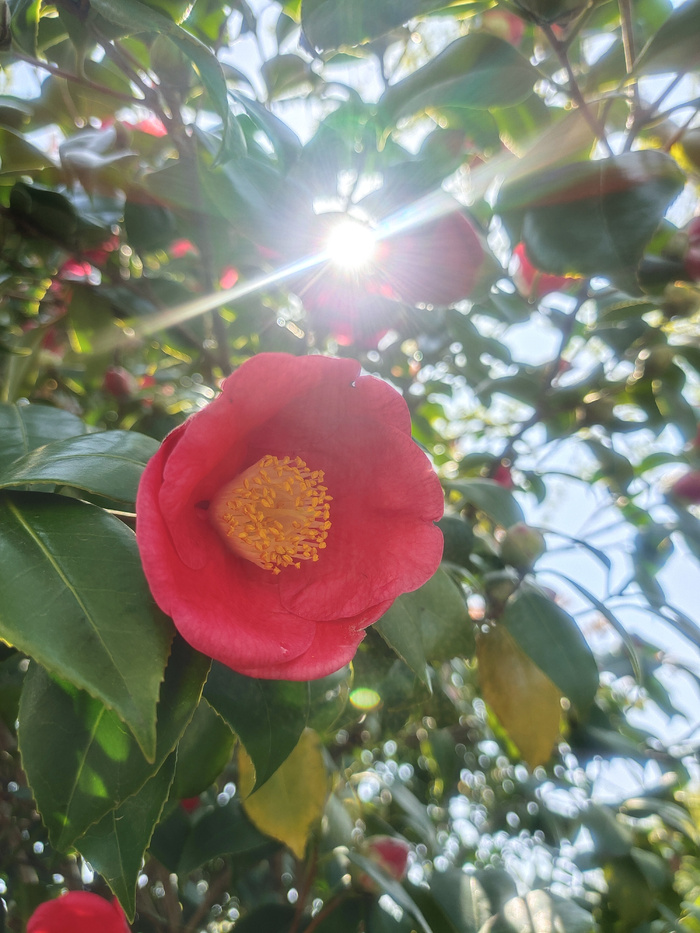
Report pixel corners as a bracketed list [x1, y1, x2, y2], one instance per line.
[325, 218, 377, 271]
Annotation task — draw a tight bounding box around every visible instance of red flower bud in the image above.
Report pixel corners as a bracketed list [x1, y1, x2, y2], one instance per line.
[356, 836, 411, 892]
[103, 366, 137, 398]
[671, 470, 700, 503]
[27, 891, 130, 933]
[493, 464, 514, 488]
[500, 522, 546, 571]
[180, 796, 201, 813]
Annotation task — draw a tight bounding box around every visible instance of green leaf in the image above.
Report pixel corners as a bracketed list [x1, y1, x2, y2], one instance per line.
[429, 869, 492, 933]
[18, 637, 209, 850]
[347, 851, 432, 933]
[170, 699, 235, 799]
[76, 752, 177, 921]
[301, 0, 441, 51]
[375, 569, 473, 685]
[8, 0, 40, 54]
[203, 663, 309, 791]
[636, 0, 700, 73]
[0, 430, 159, 505]
[176, 798, 275, 875]
[381, 35, 540, 124]
[0, 492, 172, 758]
[478, 890, 595, 933]
[501, 586, 599, 714]
[445, 478, 525, 528]
[0, 127, 53, 174]
[497, 150, 685, 277]
[0, 403, 87, 472]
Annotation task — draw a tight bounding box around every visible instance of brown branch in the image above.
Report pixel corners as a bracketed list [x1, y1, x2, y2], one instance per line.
[182, 864, 232, 933]
[11, 51, 142, 104]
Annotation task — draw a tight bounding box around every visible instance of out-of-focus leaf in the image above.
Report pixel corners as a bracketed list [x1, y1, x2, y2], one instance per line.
[0, 403, 87, 472]
[501, 586, 599, 714]
[478, 889, 595, 932]
[445, 478, 525, 528]
[239, 728, 328, 859]
[477, 625, 562, 768]
[636, 0, 700, 73]
[429, 869, 492, 933]
[375, 569, 473, 685]
[347, 852, 432, 933]
[203, 663, 309, 791]
[0, 430, 159, 505]
[301, 0, 440, 51]
[76, 752, 177, 921]
[0, 127, 53, 173]
[0, 492, 172, 759]
[497, 150, 685, 277]
[18, 637, 208, 850]
[381, 35, 539, 123]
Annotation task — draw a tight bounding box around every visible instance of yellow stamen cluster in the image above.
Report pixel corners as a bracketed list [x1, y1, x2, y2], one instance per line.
[210, 455, 332, 574]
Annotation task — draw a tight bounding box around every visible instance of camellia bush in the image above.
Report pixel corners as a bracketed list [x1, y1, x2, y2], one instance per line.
[1, 0, 700, 931]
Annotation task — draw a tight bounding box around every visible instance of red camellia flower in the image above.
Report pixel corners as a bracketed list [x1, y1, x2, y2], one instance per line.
[671, 469, 700, 503]
[27, 891, 130, 933]
[137, 353, 444, 680]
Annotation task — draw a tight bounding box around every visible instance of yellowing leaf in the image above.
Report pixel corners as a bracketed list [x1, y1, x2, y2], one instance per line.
[239, 728, 328, 859]
[477, 626, 562, 768]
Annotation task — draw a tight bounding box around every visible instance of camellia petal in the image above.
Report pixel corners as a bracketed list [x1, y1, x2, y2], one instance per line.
[27, 891, 131, 933]
[136, 353, 444, 681]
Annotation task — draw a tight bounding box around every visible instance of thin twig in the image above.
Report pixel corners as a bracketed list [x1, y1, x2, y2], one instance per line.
[541, 23, 613, 155]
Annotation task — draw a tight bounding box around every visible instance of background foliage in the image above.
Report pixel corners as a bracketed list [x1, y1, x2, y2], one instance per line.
[1, 0, 700, 931]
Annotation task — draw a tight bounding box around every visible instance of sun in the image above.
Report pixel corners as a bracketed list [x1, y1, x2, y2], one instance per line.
[325, 218, 377, 271]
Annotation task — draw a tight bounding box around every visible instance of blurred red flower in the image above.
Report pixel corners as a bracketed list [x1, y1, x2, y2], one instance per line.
[136, 353, 444, 680]
[27, 891, 130, 933]
[511, 242, 579, 300]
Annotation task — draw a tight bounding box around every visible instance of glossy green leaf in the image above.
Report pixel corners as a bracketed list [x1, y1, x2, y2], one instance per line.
[636, 0, 700, 73]
[177, 798, 275, 875]
[0, 403, 87, 472]
[501, 586, 599, 714]
[203, 663, 309, 791]
[375, 569, 473, 685]
[0, 126, 53, 173]
[0, 492, 172, 758]
[76, 752, 177, 920]
[445, 479, 525, 528]
[497, 150, 685, 277]
[381, 35, 540, 123]
[18, 637, 209, 850]
[170, 698, 235, 799]
[8, 0, 40, 54]
[0, 430, 159, 505]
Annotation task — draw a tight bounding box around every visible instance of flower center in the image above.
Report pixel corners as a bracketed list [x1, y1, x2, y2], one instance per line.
[210, 455, 332, 575]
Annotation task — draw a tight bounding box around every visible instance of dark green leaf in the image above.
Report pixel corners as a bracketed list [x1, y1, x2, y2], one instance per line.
[177, 798, 275, 874]
[347, 851, 432, 933]
[0, 430, 159, 505]
[301, 0, 440, 52]
[76, 752, 177, 920]
[497, 151, 685, 277]
[0, 403, 87, 472]
[429, 869, 492, 933]
[0, 492, 172, 758]
[18, 637, 209, 850]
[170, 699, 235, 799]
[375, 569, 473, 685]
[501, 586, 599, 714]
[203, 663, 309, 791]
